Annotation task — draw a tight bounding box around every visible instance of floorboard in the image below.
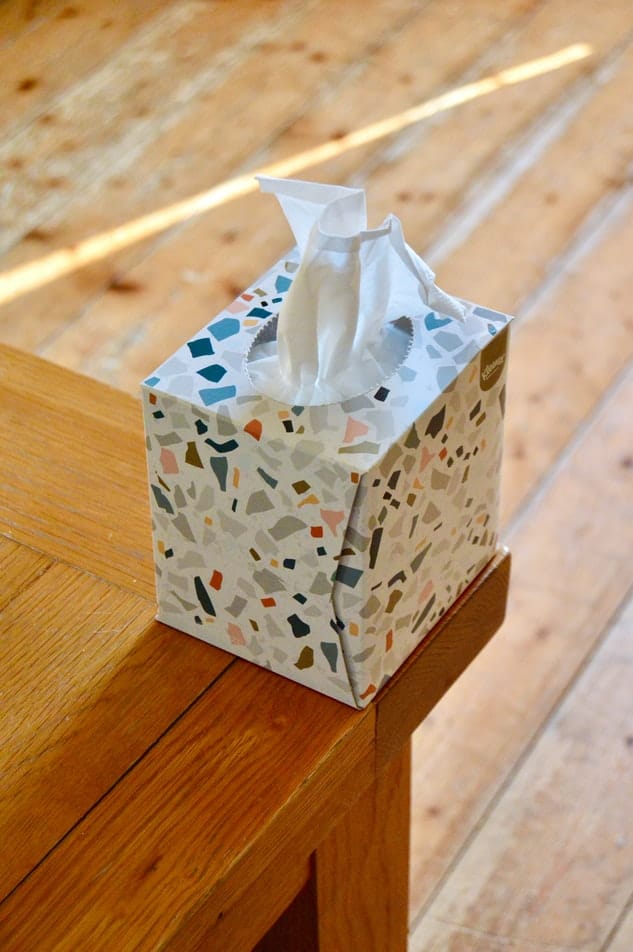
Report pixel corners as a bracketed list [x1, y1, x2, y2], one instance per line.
[409, 352, 633, 919]
[410, 589, 633, 951]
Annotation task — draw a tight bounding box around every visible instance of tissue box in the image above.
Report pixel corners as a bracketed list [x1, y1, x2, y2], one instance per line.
[142, 253, 511, 708]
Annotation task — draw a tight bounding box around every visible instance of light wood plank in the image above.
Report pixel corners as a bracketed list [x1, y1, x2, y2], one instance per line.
[367, 0, 633, 258]
[0, 344, 153, 595]
[405, 112, 633, 915]
[500, 188, 633, 527]
[0, 0, 69, 46]
[410, 591, 633, 951]
[0, 662, 374, 950]
[0, 0, 170, 140]
[409, 358, 633, 916]
[39, 0, 533, 383]
[315, 740, 411, 952]
[40, 0, 633, 392]
[434, 30, 633, 312]
[604, 897, 633, 952]
[259, 0, 537, 188]
[0, 0, 429, 353]
[0, 536, 51, 610]
[0, 559, 229, 901]
[0, 0, 296, 252]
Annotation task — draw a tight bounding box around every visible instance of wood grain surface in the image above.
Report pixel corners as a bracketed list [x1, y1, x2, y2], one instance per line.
[410, 591, 633, 951]
[410, 357, 633, 920]
[0, 655, 374, 949]
[0, 564, 229, 901]
[0, 1, 172, 141]
[500, 191, 633, 527]
[0, 344, 153, 594]
[315, 740, 411, 952]
[0, 536, 50, 611]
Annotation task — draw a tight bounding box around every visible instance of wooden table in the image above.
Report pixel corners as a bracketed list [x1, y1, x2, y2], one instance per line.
[0, 344, 510, 951]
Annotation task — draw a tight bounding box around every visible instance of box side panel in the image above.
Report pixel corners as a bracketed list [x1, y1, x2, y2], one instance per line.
[142, 386, 362, 707]
[333, 326, 511, 705]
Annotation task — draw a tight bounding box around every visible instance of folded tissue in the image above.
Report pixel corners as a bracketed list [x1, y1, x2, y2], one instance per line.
[249, 176, 465, 405]
[142, 176, 512, 708]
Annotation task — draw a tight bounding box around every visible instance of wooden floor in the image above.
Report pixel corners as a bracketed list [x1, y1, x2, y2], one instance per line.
[2, 1, 633, 948]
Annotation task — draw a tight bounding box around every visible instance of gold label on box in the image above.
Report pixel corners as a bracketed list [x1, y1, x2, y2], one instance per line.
[480, 325, 509, 391]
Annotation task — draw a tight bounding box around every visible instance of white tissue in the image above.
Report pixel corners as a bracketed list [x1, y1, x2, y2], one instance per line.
[246, 176, 465, 406]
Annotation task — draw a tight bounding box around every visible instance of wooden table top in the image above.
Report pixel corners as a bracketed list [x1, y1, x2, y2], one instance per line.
[0, 344, 510, 950]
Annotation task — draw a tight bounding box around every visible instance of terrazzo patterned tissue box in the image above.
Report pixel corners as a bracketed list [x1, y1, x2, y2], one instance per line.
[142, 256, 512, 709]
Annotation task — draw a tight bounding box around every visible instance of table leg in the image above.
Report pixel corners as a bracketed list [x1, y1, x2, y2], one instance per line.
[314, 737, 411, 951]
[255, 739, 411, 952]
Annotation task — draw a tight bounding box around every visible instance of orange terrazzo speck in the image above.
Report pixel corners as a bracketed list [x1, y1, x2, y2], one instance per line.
[244, 419, 262, 441]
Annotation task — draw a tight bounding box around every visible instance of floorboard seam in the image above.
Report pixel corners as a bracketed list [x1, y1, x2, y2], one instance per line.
[598, 876, 633, 952]
[423, 28, 633, 269]
[409, 580, 633, 939]
[505, 355, 633, 540]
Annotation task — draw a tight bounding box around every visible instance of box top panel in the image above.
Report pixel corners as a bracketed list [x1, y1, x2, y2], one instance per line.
[143, 252, 511, 472]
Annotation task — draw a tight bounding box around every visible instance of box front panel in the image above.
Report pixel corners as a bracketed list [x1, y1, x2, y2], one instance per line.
[142, 389, 363, 706]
